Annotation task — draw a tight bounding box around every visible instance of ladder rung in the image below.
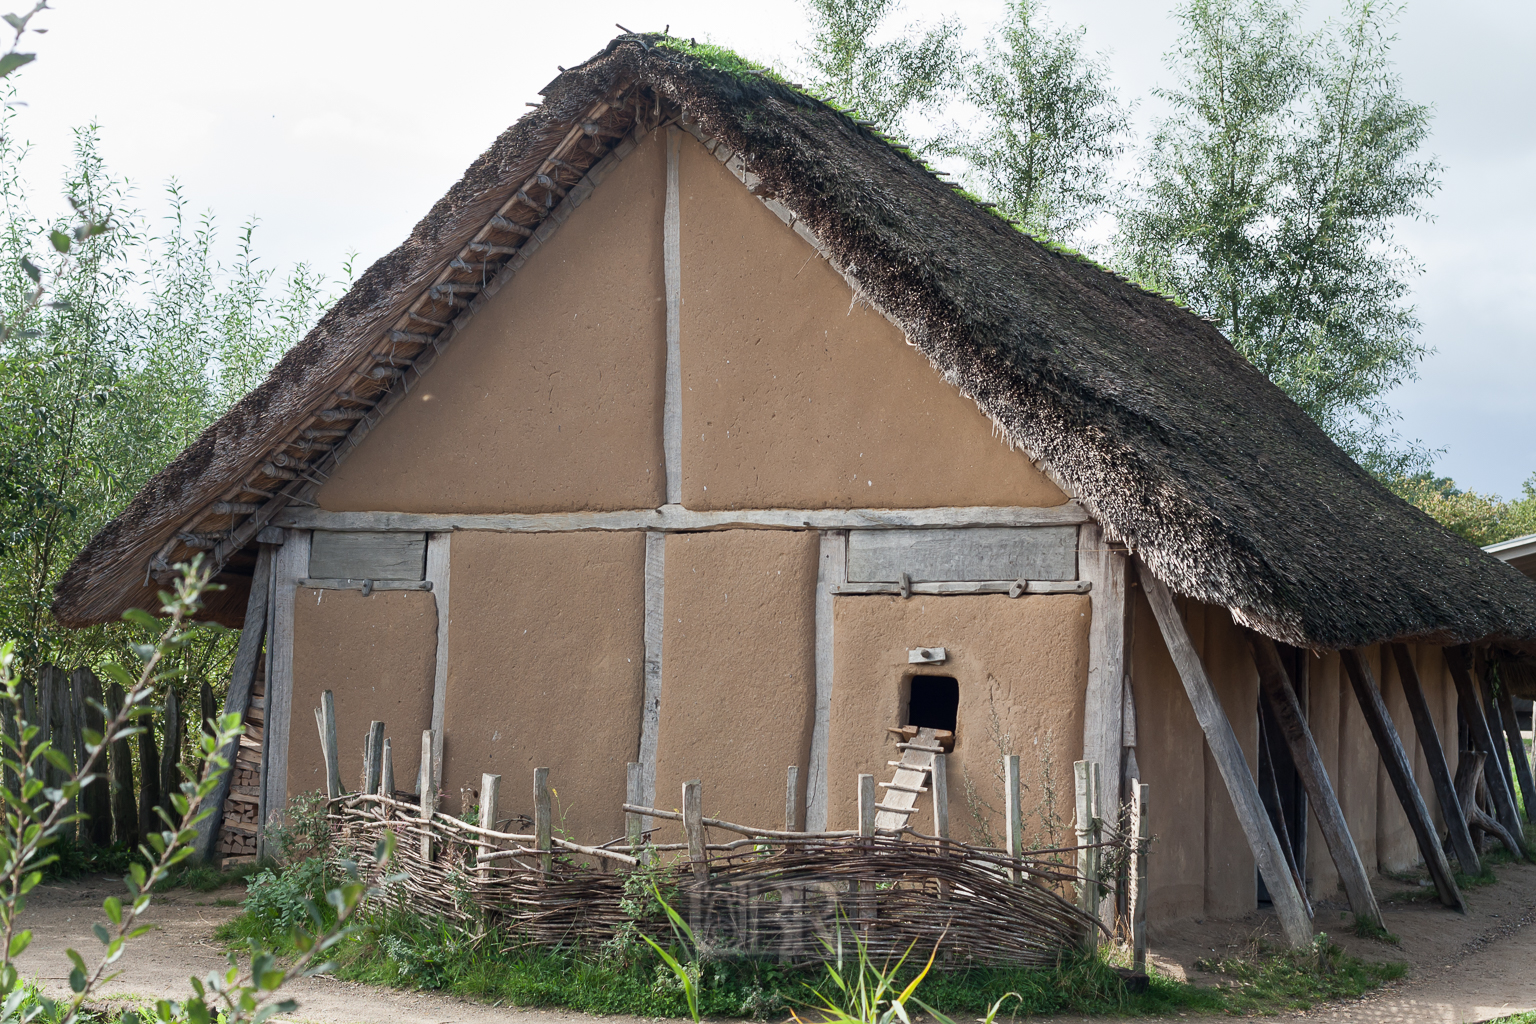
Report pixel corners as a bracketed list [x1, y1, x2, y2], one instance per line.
[887, 760, 934, 768]
[873, 802, 916, 814]
[879, 782, 927, 794]
[897, 742, 943, 753]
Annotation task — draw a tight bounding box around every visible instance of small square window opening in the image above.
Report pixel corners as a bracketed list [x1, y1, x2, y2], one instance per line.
[907, 675, 959, 733]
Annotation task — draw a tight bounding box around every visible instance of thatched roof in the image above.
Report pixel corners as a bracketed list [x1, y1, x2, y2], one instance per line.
[52, 35, 1536, 651]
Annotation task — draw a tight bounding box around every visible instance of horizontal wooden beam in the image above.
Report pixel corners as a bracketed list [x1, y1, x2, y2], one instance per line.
[297, 578, 433, 592]
[830, 580, 1089, 596]
[272, 503, 1092, 534]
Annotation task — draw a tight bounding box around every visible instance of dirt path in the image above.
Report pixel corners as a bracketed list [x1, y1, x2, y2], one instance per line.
[15, 866, 1536, 1023]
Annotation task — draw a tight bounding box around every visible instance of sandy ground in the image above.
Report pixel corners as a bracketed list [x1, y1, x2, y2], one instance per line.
[15, 865, 1536, 1024]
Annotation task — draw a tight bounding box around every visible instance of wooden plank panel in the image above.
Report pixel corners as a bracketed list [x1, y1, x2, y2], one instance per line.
[309, 530, 426, 581]
[846, 526, 1077, 583]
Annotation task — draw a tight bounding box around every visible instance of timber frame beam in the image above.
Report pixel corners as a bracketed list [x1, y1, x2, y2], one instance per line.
[1135, 559, 1314, 949]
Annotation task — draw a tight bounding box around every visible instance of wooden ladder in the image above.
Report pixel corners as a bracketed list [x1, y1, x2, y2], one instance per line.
[873, 726, 949, 832]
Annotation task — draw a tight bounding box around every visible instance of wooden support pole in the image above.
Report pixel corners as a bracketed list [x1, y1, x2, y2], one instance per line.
[364, 721, 385, 795]
[193, 543, 272, 863]
[683, 779, 707, 882]
[1004, 754, 1023, 883]
[1478, 664, 1519, 813]
[535, 767, 553, 875]
[380, 738, 394, 798]
[1074, 760, 1100, 949]
[77, 670, 113, 848]
[478, 773, 500, 881]
[626, 762, 646, 857]
[784, 765, 800, 832]
[1136, 561, 1313, 949]
[1247, 633, 1384, 929]
[1495, 680, 1536, 823]
[1455, 751, 1520, 857]
[1130, 780, 1149, 972]
[158, 684, 182, 830]
[418, 730, 434, 861]
[1340, 649, 1465, 912]
[1081, 524, 1130, 806]
[1389, 644, 1480, 876]
[1447, 647, 1526, 850]
[105, 683, 138, 848]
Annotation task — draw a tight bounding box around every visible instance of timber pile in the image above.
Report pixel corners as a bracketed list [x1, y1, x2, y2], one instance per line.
[327, 792, 1113, 968]
[217, 670, 264, 862]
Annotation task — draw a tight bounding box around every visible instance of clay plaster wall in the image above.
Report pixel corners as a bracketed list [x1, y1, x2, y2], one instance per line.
[1305, 653, 1343, 899]
[825, 594, 1089, 844]
[675, 132, 1067, 511]
[1198, 606, 1259, 918]
[317, 130, 668, 514]
[288, 589, 437, 798]
[651, 530, 820, 835]
[439, 531, 646, 845]
[1374, 645, 1421, 873]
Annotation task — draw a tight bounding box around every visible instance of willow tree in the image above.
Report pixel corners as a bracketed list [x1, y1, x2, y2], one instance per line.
[1117, 0, 1440, 473]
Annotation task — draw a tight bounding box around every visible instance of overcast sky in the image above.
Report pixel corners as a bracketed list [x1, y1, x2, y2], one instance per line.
[10, 0, 1534, 497]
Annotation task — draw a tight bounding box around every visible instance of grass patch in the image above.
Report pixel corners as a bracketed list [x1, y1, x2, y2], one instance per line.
[1487, 1014, 1536, 1024]
[1191, 937, 1405, 1014]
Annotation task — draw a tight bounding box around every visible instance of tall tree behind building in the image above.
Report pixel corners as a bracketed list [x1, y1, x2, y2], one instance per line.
[938, 0, 1130, 244]
[798, 0, 964, 134]
[1117, 0, 1440, 474]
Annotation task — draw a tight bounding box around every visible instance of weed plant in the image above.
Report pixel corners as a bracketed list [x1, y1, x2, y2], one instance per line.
[1191, 935, 1406, 1014]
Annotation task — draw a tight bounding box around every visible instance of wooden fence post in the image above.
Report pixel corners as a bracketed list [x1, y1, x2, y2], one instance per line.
[77, 669, 113, 847]
[932, 753, 949, 844]
[364, 721, 385, 796]
[315, 691, 341, 800]
[858, 774, 876, 840]
[1004, 754, 1023, 883]
[380, 738, 394, 799]
[417, 730, 433, 861]
[1131, 780, 1149, 972]
[158, 685, 182, 832]
[478, 773, 500, 881]
[1388, 644, 1480, 877]
[784, 765, 800, 832]
[534, 767, 553, 875]
[105, 683, 138, 847]
[137, 705, 162, 843]
[683, 779, 707, 881]
[625, 762, 645, 858]
[1075, 760, 1100, 950]
[1340, 649, 1465, 912]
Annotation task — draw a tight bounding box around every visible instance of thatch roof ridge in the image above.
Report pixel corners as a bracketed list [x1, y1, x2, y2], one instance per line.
[53, 35, 1536, 651]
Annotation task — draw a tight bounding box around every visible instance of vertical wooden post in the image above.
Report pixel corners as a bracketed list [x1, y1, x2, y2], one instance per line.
[1340, 649, 1464, 912]
[1388, 644, 1480, 876]
[932, 753, 950, 844]
[784, 765, 800, 832]
[105, 683, 138, 848]
[157, 684, 182, 830]
[626, 762, 646, 857]
[858, 774, 876, 840]
[1136, 561, 1313, 949]
[417, 730, 434, 861]
[1081, 524, 1131, 805]
[1131, 780, 1149, 972]
[1446, 647, 1525, 852]
[1074, 760, 1100, 950]
[77, 669, 113, 848]
[1248, 634, 1385, 928]
[363, 721, 385, 795]
[1495, 680, 1536, 823]
[478, 773, 500, 881]
[1004, 754, 1023, 883]
[137, 708, 162, 843]
[683, 779, 706, 881]
[534, 767, 553, 875]
[380, 738, 394, 798]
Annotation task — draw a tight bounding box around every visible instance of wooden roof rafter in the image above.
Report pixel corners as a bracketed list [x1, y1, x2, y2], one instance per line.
[146, 83, 646, 585]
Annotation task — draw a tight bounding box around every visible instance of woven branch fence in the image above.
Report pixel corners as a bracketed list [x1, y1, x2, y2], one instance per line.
[328, 792, 1121, 969]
